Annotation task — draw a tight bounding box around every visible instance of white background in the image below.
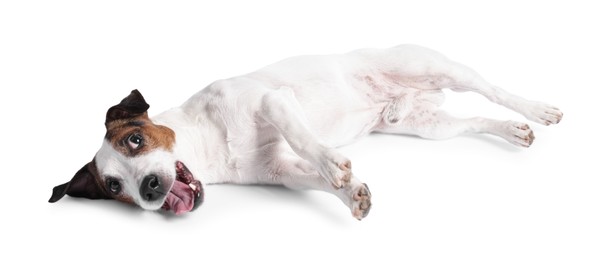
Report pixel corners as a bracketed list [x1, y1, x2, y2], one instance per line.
[1, 1, 609, 259]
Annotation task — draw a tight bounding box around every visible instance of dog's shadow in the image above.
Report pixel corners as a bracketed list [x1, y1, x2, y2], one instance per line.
[373, 132, 523, 153]
[46, 196, 147, 219]
[461, 134, 523, 152]
[247, 184, 348, 223]
[50, 185, 349, 223]
[165, 184, 350, 224]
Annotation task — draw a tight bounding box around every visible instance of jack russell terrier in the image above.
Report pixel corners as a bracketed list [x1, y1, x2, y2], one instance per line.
[49, 44, 562, 220]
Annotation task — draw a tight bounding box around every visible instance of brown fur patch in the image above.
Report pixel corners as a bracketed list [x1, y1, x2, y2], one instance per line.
[115, 192, 135, 204]
[105, 113, 176, 157]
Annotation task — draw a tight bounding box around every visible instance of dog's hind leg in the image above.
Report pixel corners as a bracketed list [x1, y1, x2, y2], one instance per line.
[379, 45, 563, 125]
[375, 108, 536, 148]
[445, 72, 564, 126]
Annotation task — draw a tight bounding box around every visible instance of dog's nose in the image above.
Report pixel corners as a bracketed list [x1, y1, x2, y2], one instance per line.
[140, 174, 164, 201]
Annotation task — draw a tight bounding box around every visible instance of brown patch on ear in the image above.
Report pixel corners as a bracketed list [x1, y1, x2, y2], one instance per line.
[106, 89, 150, 127]
[49, 160, 111, 203]
[105, 114, 150, 134]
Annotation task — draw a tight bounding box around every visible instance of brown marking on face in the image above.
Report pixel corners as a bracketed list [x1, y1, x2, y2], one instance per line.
[105, 112, 176, 157]
[115, 192, 135, 204]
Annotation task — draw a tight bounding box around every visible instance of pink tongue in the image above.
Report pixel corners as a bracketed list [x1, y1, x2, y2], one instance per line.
[164, 181, 194, 215]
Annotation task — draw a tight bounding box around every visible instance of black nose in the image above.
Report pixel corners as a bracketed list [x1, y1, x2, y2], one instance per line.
[140, 175, 164, 201]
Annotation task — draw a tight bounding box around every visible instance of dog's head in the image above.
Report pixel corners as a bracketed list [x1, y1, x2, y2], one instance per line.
[49, 90, 203, 215]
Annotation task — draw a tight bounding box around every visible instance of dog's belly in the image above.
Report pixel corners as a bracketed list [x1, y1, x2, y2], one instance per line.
[303, 104, 383, 147]
[292, 84, 385, 147]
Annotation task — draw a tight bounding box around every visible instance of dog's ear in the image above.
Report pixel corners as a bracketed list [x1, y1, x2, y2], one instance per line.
[48, 162, 110, 203]
[105, 89, 150, 126]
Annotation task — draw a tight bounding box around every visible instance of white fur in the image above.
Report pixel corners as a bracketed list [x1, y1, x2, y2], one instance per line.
[105, 44, 561, 219]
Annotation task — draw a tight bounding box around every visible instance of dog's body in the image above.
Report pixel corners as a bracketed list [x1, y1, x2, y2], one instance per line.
[49, 45, 562, 219]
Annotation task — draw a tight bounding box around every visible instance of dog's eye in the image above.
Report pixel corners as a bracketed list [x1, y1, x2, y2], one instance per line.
[106, 178, 121, 194]
[127, 134, 143, 149]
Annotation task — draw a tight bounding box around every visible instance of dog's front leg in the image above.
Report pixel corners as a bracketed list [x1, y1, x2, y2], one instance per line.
[253, 143, 372, 220]
[258, 88, 352, 189]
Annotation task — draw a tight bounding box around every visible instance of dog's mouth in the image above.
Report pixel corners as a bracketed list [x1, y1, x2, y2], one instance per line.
[161, 161, 204, 215]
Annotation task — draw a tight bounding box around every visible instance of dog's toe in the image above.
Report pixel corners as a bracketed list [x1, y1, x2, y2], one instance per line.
[503, 121, 535, 148]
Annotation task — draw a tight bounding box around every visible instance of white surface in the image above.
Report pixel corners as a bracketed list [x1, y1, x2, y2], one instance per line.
[1, 1, 609, 259]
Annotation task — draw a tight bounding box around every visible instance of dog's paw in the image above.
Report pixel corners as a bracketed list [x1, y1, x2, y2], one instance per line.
[521, 101, 563, 126]
[351, 183, 372, 220]
[318, 151, 352, 189]
[500, 121, 535, 147]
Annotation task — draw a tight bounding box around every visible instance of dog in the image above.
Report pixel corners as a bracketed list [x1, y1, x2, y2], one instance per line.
[49, 44, 562, 220]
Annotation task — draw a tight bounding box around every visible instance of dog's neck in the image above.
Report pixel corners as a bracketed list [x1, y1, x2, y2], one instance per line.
[151, 105, 232, 185]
